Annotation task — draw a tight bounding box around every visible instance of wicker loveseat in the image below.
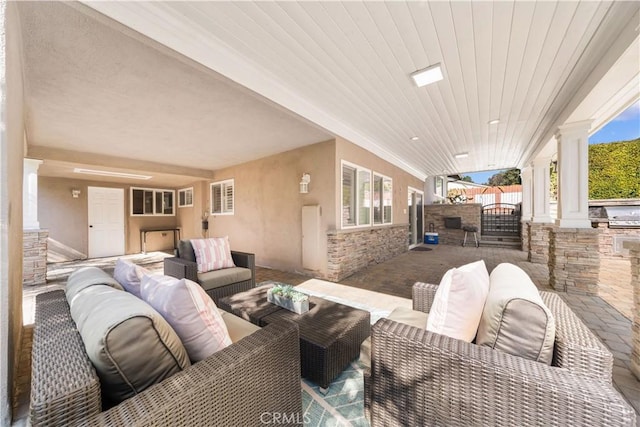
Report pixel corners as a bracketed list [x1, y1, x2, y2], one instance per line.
[164, 239, 255, 304]
[30, 290, 302, 426]
[365, 282, 635, 426]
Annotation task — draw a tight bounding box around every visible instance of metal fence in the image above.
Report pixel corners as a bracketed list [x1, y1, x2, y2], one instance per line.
[481, 203, 521, 236]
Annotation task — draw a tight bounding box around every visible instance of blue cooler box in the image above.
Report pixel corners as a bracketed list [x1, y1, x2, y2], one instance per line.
[424, 232, 439, 244]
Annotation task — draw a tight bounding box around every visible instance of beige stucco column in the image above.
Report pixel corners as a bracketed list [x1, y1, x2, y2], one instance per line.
[555, 120, 592, 228]
[23, 158, 42, 230]
[531, 156, 552, 223]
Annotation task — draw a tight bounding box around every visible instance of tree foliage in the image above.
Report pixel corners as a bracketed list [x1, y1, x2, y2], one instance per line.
[487, 168, 521, 186]
[460, 175, 474, 182]
[589, 139, 640, 199]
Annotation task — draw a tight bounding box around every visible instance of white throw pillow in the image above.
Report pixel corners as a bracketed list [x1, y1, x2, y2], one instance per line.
[190, 237, 236, 273]
[113, 259, 150, 299]
[426, 260, 490, 342]
[141, 274, 232, 362]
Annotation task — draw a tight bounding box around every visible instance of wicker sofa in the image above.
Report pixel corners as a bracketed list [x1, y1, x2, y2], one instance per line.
[164, 239, 255, 304]
[364, 282, 635, 426]
[30, 290, 302, 426]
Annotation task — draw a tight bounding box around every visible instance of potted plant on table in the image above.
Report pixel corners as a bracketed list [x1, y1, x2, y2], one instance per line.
[267, 284, 310, 314]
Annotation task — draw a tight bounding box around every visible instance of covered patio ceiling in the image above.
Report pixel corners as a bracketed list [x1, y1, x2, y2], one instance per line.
[18, 1, 640, 186]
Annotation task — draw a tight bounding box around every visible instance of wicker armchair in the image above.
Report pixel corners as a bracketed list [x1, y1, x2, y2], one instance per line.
[164, 239, 255, 304]
[365, 282, 635, 426]
[30, 290, 302, 426]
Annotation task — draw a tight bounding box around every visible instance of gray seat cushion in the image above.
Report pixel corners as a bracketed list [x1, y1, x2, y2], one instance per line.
[66, 266, 123, 301]
[220, 310, 261, 343]
[360, 306, 428, 370]
[476, 263, 555, 364]
[65, 283, 190, 404]
[197, 267, 252, 291]
[177, 239, 197, 262]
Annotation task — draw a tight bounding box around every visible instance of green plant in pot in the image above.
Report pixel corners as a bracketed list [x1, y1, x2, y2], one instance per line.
[267, 284, 309, 314]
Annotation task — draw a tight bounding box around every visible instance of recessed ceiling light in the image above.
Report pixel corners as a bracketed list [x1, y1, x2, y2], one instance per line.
[488, 119, 500, 125]
[73, 168, 152, 180]
[410, 136, 419, 141]
[410, 63, 444, 87]
[454, 152, 469, 159]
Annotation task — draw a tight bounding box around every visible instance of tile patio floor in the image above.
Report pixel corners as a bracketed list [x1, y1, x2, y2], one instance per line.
[13, 244, 640, 424]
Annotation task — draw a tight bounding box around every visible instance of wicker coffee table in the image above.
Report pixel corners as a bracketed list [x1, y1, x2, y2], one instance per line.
[219, 282, 370, 389]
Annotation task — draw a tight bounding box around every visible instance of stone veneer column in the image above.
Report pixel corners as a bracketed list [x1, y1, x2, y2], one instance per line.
[23, 229, 48, 286]
[624, 241, 640, 379]
[521, 221, 531, 254]
[528, 223, 551, 264]
[549, 227, 600, 294]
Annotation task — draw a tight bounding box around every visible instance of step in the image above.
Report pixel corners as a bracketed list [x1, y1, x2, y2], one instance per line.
[478, 239, 522, 248]
[480, 235, 521, 242]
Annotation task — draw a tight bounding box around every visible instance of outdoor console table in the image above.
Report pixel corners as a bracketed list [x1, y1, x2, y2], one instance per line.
[140, 227, 181, 254]
[219, 282, 371, 389]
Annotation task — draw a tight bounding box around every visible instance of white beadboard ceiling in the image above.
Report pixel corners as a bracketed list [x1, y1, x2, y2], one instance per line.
[18, 1, 640, 185]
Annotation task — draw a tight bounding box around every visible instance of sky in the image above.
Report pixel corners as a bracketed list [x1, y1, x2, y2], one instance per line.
[465, 100, 640, 184]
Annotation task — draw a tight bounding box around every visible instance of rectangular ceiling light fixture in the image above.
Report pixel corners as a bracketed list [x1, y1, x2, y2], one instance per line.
[454, 152, 469, 159]
[410, 63, 444, 87]
[73, 168, 152, 180]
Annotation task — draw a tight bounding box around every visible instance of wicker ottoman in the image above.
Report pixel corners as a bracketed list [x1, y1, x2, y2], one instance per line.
[219, 283, 370, 388]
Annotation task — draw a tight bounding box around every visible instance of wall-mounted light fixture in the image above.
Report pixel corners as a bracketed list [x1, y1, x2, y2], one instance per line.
[71, 188, 81, 198]
[299, 173, 311, 194]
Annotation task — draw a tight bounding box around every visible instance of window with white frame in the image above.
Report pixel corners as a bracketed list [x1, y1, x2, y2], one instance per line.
[373, 173, 393, 224]
[130, 187, 175, 216]
[178, 187, 193, 208]
[342, 162, 377, 227]
[211, 179, 234, 215]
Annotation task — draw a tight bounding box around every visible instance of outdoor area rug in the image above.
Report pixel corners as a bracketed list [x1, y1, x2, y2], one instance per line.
[295, 280, 412, 426]
[303, 361, 368, 426]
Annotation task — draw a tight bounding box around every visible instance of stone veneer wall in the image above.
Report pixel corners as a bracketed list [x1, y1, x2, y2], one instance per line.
[326, 225, 408, 282]
[23, 229, 48, 286]
[528, 223, 552, 264]
[594, 222, 640, 259]
[424, 204, 481, 246]
[549, 227, 600, 295]
[623, 241, 640, 379]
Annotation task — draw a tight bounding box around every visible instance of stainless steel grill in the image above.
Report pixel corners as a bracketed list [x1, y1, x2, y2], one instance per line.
[605, 206, 640, 228]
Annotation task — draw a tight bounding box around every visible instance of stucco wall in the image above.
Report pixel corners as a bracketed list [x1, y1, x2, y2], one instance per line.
[1, 2, 25, 422]
[176, 181, 208, 241]
[208, 139, 336, 277]
[38, 177, 195, 259]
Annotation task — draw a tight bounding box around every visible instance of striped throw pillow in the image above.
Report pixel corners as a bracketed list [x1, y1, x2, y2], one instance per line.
[141, 274, 232, 362]
[190, 237, 236, 273]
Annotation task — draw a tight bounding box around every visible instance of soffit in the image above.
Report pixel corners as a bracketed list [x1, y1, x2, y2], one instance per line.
[17, 1, 333, 183]
[18, 1, 640, 184]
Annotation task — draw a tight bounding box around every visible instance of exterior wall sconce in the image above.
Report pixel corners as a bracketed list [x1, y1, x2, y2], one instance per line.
[299, 173, 311, 194]
[71, 189, 81, 198]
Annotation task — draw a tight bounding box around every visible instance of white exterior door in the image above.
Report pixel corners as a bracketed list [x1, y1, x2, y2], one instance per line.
[88, 187, 125, 258]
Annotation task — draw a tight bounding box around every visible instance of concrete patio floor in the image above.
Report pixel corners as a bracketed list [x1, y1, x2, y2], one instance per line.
[13, 244, 639, 424]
